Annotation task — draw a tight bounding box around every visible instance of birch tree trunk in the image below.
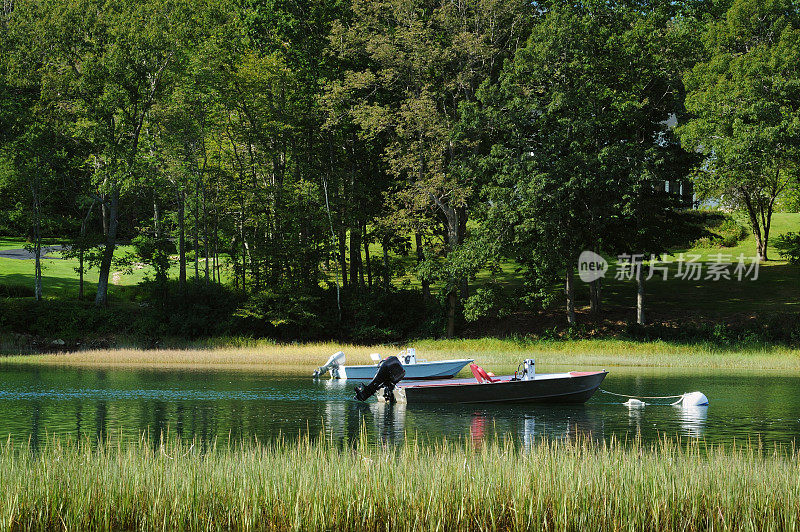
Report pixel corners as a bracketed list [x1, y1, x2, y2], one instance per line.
[95, 190, 119, 307]
[363, 221, 372, 289]
[565, 266, 575, 326]
[415, 233, 430, 301]
[636, 258, 645, 325]
[177, 188, 186, 292]
[31, 183, 42, 301]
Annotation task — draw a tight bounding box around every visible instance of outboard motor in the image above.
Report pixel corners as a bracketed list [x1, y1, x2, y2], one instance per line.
[354, 356, 405, 402]
[313, 351, 346, 378]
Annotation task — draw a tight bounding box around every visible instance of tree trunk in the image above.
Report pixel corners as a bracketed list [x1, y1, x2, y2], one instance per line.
[194, 193, 200, 280]
[565, 266, 575, 326]
[101, 198, 109, 237]
[441, 205, 464, 338]
[240, 208, 247, 292]
[381, 238, 390, 290]
[177, 188, 186, 292]
[636, 258, 645, 325]
[339, 226, 348, 288]
[742, 192, 767, 261]
[95, 191, 119, 307]
[350, 224, 363, 290]
[446, 290, 457, 338]
[32, 188, 42, 301]
[761, 202, 773, 262]
[589, 279, 601, 315]
[78, 200, 96, 300]
[203, 182, 210, 282]
[214, 213, 220, 284]
[415, 233, 430, 302]
[153, 201, 160, 239]
[364, 222, 372, 289]
[78, 248, 84, 300]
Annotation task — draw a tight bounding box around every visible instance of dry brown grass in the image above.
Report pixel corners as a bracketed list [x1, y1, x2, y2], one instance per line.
[0, 343, 402, 374]
[2, 338, 800, 374]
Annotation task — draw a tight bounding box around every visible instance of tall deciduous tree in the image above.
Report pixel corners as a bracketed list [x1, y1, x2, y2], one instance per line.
[27, 0, 194, 305]
[678, 0, 800, 261]
[480, 3, 685, 325]
[327, 0, 529, 336]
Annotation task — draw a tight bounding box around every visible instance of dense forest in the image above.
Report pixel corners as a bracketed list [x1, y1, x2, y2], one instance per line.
[1, 0, 799, 344]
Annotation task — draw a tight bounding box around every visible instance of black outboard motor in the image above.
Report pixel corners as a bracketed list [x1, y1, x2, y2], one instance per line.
[354, 356, 405, 402]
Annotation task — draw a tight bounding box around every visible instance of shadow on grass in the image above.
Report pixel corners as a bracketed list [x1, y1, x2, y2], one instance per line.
[591, 262, 800, 317]
[0, 273, 138, 301]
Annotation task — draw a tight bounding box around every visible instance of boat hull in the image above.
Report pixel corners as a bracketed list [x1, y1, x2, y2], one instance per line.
[396, 371, 607, 404]
[338, 359, 474, 380]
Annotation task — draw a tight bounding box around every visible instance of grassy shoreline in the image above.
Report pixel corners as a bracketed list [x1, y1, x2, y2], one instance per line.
[2, 338, 800, 374]
[0, 434, 798, 530]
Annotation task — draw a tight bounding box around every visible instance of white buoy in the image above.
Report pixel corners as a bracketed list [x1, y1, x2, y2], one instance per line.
[672, 391, 708, 407]
[624, 398, 646, 408]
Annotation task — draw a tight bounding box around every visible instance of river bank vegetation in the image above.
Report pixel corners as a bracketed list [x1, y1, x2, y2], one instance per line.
[2, 0, 799, 347]
[3, 340, 800, 374]
[0, 433, 798, 530]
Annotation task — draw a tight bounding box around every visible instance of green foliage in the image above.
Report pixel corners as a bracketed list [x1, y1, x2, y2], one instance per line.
[1, 0, 797, 339]
[233, 289, 325, 340]
[463, 284, 510, 323]
[677, 0, 800, 260]
[775, 232, 800, 264]
[129, 235, 176, 284]
[479, 2, 686, 319]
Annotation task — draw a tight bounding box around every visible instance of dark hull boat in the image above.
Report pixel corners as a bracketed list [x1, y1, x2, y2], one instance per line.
[353, 358, 607, 405]
[387, 371, 608, 404]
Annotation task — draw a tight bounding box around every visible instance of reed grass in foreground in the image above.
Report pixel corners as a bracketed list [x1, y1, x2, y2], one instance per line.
[3, 338, 800, 374]
[0, 435, 799, 531]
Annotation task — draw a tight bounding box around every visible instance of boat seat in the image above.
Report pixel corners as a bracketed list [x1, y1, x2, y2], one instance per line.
[469, 364, 496, 383]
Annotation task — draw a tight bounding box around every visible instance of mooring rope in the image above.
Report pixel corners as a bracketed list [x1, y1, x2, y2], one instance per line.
[599, 389, 684, 400]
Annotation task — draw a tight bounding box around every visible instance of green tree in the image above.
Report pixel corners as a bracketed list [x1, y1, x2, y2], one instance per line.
[327, 0, 530, 336]
[480, 3, 686, 325]
[21, 0, 195, 305]
[678, 0, 800, 261]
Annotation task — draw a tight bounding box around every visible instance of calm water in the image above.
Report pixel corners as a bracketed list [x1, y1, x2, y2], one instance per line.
[1, 364, 799, 448]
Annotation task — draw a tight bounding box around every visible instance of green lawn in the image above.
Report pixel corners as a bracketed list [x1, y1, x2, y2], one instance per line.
[0, 241, 147, 298]
[576, 212, 799, 318]
[1, 212, 797, 317]
[0, 239, 228, 299]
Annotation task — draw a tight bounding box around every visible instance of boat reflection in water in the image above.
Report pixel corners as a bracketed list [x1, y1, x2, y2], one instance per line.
[360, 400, 606, 448]
[626, 401, 646, 434]
[368, 401, 407, 445]
[623, 400, 708, 440]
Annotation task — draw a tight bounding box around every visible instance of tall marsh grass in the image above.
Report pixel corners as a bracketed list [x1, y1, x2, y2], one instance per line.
[0, 433, 799, 530]
[3, 338, 800, 374]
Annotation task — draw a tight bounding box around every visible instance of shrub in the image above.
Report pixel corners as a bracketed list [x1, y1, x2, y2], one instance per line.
[233, 289, 327, 340]
[775, 232, 800, 264]
[0, 284, 35, 298]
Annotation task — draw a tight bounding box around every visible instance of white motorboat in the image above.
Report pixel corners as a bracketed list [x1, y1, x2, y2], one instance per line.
[312, 348, 473, 380]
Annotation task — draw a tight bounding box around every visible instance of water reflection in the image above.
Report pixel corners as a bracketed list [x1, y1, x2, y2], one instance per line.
[0, 364, 797, 447]
[677, 405, 708, 438]
[368, 402, 406, 445]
